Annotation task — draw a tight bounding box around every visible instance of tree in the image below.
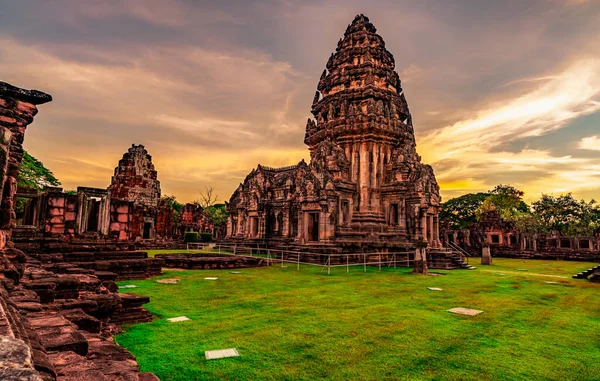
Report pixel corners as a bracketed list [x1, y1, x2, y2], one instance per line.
[198, 186, 218, 208]
[162, 195, 184, 220]
[204, 203, 228, 228]
[18, 151, 60, 191]
[439, 192, 489, 229]
[476, 184, 529, 222]
[531, 194, 600, 236]
[16, 151, 61, 216]
[195, 187, 228, 230]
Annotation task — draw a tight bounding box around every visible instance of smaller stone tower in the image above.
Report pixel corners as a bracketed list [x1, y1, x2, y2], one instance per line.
[108, 144, 161, 207]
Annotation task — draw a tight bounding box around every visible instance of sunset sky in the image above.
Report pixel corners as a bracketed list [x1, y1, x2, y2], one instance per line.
[2, 0, 600, 204]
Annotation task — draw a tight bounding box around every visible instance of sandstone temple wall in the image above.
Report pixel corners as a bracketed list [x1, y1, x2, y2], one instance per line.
[0, 81, 160, 380]
[442, 211, 600, 262]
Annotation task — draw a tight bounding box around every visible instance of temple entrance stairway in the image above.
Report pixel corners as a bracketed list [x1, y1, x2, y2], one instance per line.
[572, 264, 600, 282]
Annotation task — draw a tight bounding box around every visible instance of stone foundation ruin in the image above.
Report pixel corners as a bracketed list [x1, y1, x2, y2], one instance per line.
[0, 81, 159, 380]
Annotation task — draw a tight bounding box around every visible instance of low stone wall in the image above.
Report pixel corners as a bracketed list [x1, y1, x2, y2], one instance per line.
[487, 247, 600, 262]
[26, 250, 164, 280]
[156, 253, 265, 270]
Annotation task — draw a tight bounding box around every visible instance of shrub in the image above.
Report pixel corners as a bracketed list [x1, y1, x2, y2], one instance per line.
[184, 232, 199, 242]
[200, 233, 213, 242]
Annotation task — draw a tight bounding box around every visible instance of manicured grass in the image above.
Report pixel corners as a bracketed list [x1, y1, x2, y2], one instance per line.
[116, 257, 600, 381]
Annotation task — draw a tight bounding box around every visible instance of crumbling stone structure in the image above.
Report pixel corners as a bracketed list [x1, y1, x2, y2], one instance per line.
[443, 211, 600, 263]
[16, 144, 174, 242]
[0, 81, 159, 380]
[177, 203, 213, 237]
[108, 145, 163, 240]
[226, 15, 441, 250]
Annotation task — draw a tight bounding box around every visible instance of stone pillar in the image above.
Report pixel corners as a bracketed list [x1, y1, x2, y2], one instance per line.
[282, 209, 289, 237]
[359, 141, 369, 212]
[318, 210, 326, 241]
[413, 247, 428, 275]
[0, 82, 51, 244]
[399, 199, 406, 229]
[226, 216, 233, 236]
[433, 216, 439, 247]
[427, 215, 433, 244]
[420, 212, 427, 242]
[481, 246, 492, 265]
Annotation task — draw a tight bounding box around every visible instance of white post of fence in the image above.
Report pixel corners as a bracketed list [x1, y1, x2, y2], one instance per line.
[379, 252, 382, 271]
[346, 254, 349, 274]
[267, 249, 271, 266]
[328, 256, 331, 275]
[394, 253, 396, 269]
[364, 253, 366, 272]
[233, 244, 237, 255]
[281, 251, 284, 268]
[297, 253, 300, 271]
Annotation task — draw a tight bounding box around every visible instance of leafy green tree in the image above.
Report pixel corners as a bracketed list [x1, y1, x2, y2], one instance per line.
[162, 195, 184, 221]
[18, 151, 60, 191]
[476, 184, 529, 222]
[440, 192, 489, 229]
[532, 194, 600, 236]
[204, 203, 228, 228]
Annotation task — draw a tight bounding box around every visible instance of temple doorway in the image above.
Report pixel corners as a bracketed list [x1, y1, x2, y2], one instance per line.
[143, 222, 152, 239]
[87, 200, 100, 232]
[307, 212, 319, 242]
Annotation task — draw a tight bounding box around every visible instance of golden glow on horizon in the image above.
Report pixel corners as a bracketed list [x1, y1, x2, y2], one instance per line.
[2, 2, 599, 204]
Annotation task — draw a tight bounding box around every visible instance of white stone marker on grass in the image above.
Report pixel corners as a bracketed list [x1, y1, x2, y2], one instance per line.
[427, 287, 443, 291]
[545, 281, 559, 284]
[205, 348, 239, 360]
[230, 271, 241, 274]
[167, 316, 190, 322]
[447, 307, 483, 316]
[156, 279, 180, 284]
[204, 277, 219, 280]
[120, 285, 137, 289]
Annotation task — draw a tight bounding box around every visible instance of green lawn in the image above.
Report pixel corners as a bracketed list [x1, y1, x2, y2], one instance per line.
[116, 257, 600, 381]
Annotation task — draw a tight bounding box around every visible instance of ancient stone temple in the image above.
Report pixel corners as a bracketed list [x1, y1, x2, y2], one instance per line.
[108, 144, 163, 240]
[15, 144, 173, 241]
[227, 15, 441, 250]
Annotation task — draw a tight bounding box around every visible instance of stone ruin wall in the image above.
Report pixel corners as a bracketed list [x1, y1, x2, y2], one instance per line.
[16, 143, 177, 243]
[0, 82, 52, 250]
[442, 211, 600, 263]
[0, 82, 161, 380]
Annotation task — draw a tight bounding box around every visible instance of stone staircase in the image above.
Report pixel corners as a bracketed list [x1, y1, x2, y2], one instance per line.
[572, 264, 600, 280]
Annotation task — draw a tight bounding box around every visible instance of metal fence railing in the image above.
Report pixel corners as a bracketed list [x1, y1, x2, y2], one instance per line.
[199, 243, 413, 274]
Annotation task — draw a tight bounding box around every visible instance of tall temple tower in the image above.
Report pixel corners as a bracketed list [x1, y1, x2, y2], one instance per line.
[227, 15, 441, 249]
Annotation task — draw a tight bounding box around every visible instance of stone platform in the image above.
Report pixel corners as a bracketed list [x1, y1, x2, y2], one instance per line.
[156, 253, 265, 270]
[2, 250, 155, 380]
